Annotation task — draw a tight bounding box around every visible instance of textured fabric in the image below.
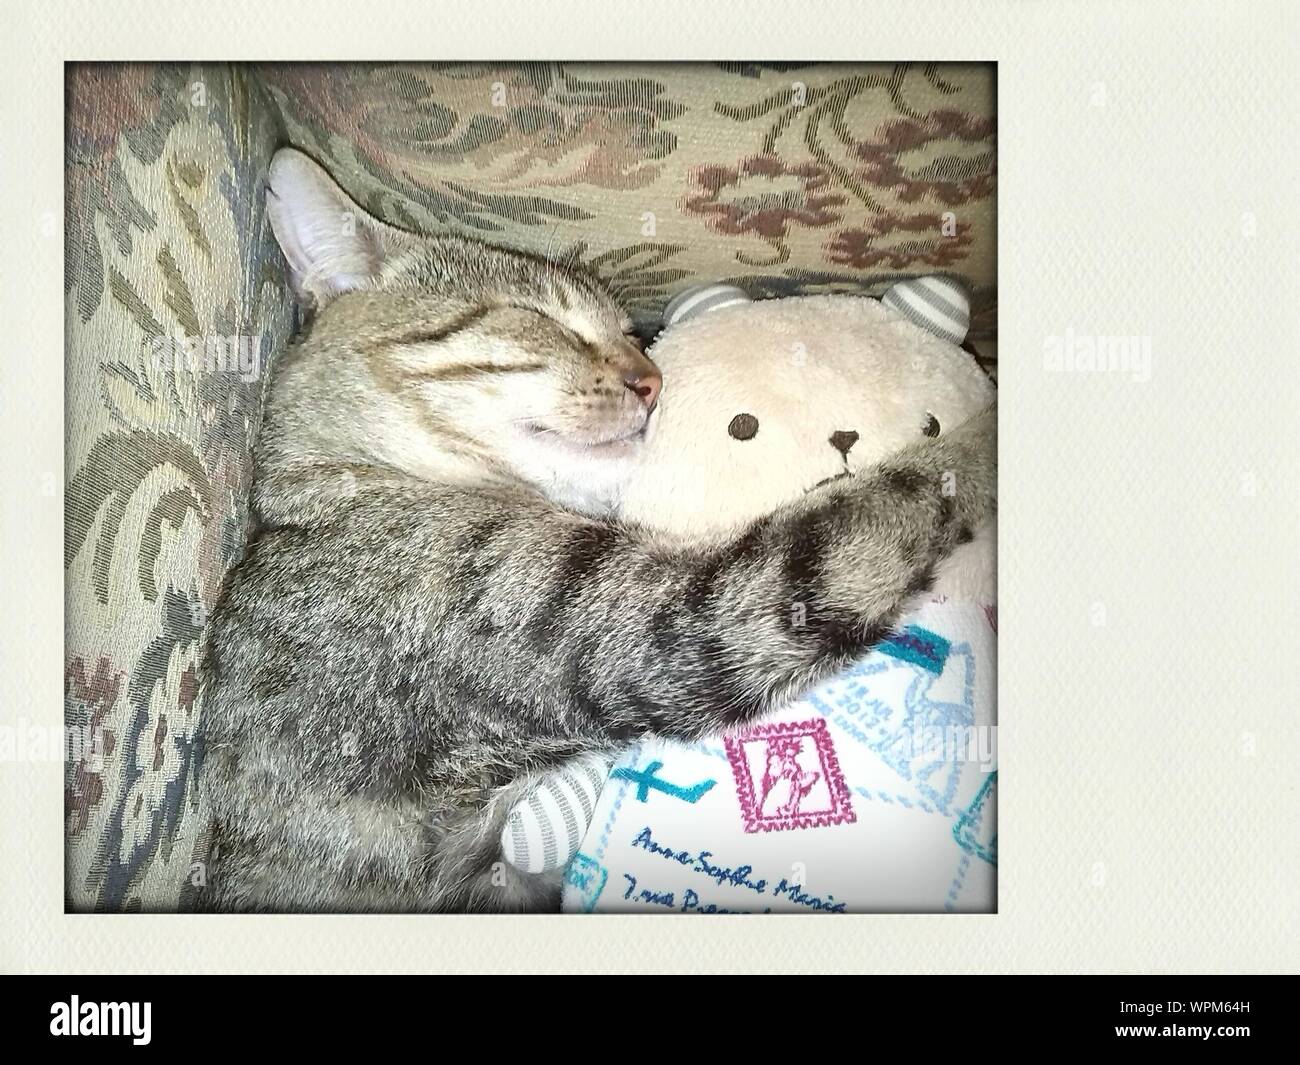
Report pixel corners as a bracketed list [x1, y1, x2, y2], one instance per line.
[664, 275, 971, 343]
[64, 61, 995, 912]
[500, 754, 613, 874]
[259, 62, 997, 337]
[65, 64, 293, 911]
[881, 275, 971, 345]
[563, 598, 998, 915]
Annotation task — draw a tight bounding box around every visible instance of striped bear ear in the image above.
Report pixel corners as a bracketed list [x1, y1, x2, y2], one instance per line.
[880, 276, 971, 345]
[662, 283, 753, 327]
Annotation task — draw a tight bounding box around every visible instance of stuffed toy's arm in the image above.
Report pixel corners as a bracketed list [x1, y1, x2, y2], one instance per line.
[500, 753, 612, 874]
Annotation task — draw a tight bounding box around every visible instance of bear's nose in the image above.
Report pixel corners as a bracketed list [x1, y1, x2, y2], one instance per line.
[829, 430, 859, 458]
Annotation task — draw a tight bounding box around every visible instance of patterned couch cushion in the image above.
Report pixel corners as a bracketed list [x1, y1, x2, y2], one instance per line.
[65, 64, 293, 911]
[261, 62, 996, 337]
[64, 61, 996, 912]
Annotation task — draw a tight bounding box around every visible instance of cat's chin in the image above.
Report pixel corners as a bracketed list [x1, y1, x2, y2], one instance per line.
[520, 418, 650, 451]
[506, 424, 647, 518]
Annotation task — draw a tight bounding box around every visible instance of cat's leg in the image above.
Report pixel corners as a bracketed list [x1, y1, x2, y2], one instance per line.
[411, 405, 995, 831]
[511, 403, 996, 743]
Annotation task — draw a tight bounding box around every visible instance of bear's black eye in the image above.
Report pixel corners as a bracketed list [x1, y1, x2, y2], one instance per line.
[728, 413, 759, 441]
[923, 413, 940, 437]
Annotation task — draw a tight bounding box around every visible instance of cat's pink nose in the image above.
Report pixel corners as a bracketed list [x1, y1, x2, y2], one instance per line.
[624, 368, 661, 411]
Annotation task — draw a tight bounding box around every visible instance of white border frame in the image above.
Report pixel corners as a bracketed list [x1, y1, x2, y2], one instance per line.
[2, 0, 1297, 973]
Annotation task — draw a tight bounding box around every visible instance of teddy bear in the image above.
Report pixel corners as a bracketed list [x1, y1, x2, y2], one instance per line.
[500, 276, 997, 913]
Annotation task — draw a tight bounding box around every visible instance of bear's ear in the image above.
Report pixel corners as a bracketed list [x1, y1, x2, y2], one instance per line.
[266, 148, 415, 306]
[662, 283, 753, 327]
[880, 276, 971, 345]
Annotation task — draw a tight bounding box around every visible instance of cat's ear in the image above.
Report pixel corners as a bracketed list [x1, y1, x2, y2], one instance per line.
[266, 148, 412, 305]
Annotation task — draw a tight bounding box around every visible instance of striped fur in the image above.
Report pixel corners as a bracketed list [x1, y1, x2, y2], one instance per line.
[198, 150, 997, 912]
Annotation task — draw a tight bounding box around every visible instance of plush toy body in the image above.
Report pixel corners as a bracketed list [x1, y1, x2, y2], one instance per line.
[623, 290, 993, 595]
[501, 279, 996, 911]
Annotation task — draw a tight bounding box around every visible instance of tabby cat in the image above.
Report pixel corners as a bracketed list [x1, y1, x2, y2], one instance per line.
[199, 148, 996, 912]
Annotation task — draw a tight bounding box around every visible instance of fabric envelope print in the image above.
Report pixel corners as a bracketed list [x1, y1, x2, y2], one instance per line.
[563, 599, 998, 915]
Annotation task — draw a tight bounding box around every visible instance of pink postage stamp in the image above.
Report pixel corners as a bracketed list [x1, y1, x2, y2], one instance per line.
[724, 717, 855, 833]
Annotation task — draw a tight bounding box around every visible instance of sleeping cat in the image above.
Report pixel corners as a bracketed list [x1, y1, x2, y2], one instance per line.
[199, 148, 997, 912]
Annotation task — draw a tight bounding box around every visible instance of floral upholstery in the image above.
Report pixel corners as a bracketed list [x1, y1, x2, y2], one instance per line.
[261, 62, 997, 337]
[65, 64, 293, 911]
[64, 61, 997, 911]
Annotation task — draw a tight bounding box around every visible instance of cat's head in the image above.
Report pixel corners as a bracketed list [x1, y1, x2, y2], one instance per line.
[262, 148, 658, 515]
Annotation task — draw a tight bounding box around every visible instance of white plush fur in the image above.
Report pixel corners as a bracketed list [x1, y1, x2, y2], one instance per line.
[622, 293, 996, 601]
